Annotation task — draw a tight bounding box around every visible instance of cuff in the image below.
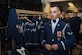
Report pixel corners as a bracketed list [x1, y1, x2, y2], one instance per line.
[41, 40, 46, 46]
[58, 41, 66, 51]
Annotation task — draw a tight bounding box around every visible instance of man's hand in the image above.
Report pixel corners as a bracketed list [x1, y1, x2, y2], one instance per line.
[45, 44, 52, 51]
[51, 44, 59, 51]
[76, 44, 82, 49]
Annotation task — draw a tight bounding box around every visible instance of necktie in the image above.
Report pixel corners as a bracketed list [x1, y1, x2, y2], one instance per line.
[53, 20, 56, 23]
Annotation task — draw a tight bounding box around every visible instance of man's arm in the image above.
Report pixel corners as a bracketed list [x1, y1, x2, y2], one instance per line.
[40, 24, 52, 51]
[52, 24, 75, 51]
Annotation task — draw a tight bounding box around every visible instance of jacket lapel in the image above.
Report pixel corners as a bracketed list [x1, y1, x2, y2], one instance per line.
[48, 21, 52, 34]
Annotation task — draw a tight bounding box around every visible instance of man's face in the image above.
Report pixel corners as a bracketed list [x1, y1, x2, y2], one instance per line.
[73, 12, 77, 17]
[62, 12, 65, 17]
[50, 7, 61, 20]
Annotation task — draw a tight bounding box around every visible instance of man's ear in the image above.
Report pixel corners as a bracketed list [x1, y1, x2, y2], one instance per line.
[58, 11, 61, 14]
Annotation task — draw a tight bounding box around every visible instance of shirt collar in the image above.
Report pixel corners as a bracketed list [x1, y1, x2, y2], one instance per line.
[51, 18, 59, 23]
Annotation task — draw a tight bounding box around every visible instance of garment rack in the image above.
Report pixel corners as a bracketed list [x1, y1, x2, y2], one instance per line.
[16, 9, 47, 17]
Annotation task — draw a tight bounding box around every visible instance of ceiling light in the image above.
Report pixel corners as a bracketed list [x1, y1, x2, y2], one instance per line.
[68, 2, 74, 7]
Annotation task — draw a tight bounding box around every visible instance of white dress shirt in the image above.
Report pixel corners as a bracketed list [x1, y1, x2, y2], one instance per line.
[51, 18, 59, 34]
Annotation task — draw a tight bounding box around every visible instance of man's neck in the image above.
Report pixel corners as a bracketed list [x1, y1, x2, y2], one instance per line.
[51, 18, 59, 20]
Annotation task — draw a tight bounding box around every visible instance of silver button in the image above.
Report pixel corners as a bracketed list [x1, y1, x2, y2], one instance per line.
[52, 39, 54, 41]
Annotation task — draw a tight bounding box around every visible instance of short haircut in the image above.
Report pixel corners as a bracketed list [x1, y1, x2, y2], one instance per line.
[50, 3, 62, 11]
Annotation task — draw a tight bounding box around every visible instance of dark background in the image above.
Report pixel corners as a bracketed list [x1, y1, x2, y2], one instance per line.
[0, 0, 82, 26]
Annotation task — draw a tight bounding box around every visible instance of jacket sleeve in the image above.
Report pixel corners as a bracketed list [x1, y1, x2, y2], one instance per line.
[40, 24, 47, 47]
[58, 24, 76, 51]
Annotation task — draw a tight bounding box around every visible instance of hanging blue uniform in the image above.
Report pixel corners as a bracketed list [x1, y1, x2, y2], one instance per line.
[15, 19, 28, 45]
[32, 17, 49, 36]
[11, 19, 30, 55]
[7, 8, 21, 48]
[7, 8, 28, 55]
[24, 22, 39, 46]
[7, 8, 20, 55]
[32, 17, 50, 53]
[7, 8, 18, 37]
[7, 8, 23, 45]
[40, 19, 75, 55]
[11, 19, 29, 55]
[24, 21, 40, 55]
